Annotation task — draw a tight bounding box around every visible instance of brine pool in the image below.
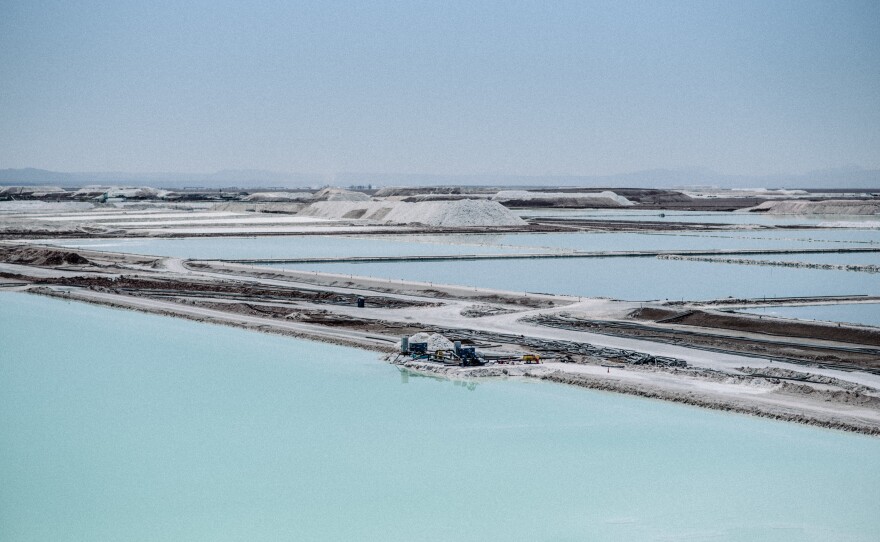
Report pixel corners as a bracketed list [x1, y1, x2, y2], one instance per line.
[38, 235, 546, 259]
[41, 229, 880, 260]
[41, 231, 880, 315]
[1, 292, 879, 541]
[276, 256, 880, 302]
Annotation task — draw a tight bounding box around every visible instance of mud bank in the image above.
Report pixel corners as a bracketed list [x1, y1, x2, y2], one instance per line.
[391, 356, 880, 435]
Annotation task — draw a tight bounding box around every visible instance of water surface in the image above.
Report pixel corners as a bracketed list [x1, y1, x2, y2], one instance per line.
[44, 229, 879, 261]
[281, 257, 880, 301]
[44, 235, 544, 259]
[2, 292, 879, 541]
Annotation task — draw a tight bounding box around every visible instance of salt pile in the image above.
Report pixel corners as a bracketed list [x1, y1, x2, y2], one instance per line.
[243, 192, 313, 202]
[298, 199, 526, 227]
[212, 202, 307, 214]
[312, 188, 371, 202]
[73, 186, 111, 198]
[492, 190, 634, 207]
[0, 185, 66, 197]
[749, 200, 880, 215]
[105, 186, 170, 199]
[406, 332, 455, 352]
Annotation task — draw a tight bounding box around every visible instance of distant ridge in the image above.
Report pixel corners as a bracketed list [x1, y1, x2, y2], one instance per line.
[1, 166, 878, 189]
[0, 168, 329, 189]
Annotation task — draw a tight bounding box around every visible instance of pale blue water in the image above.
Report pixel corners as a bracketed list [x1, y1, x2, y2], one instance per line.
[44, 235, 545, 259]
[408, 231, 876, 253]
[45, 229, 879, 261]
[2, 292, 879, 541]
[738, 303, 880, 328]
[280, 257, 880, 301]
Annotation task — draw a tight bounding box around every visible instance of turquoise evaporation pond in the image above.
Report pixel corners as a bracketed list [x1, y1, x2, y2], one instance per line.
[2, 292, 879, 542]
[401, 231, 878, 253]
[43, 235, 546, 259]
[277, 257, 880, 301]
[45, 229, 878, 262]
[737, 303, 880, 328]
[517, 208, 880, 226]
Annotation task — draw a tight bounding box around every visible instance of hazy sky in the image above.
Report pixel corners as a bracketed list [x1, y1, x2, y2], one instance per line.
[1, 1, 878, 177]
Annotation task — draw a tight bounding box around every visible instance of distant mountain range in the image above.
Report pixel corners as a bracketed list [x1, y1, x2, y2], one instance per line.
[0, 166, 878, 190]
[0, 168, 327, 189]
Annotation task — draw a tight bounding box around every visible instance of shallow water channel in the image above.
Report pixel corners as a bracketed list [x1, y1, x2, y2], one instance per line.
[45, 228, 879, 260]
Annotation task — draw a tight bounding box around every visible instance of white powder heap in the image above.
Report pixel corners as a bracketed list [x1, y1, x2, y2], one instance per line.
[748, 200, 880, 215]
[0, 185, 67, 196]
[298, 199, 526, 227]
[312, 188, 372, 202]
[243, 192, 313, 202]
[407, 332, 455, 352]
[105, 186, 171, 199]
[212, 202, 307, 214]
[72, 186, 111, 198]
[492, 190, 635, 206]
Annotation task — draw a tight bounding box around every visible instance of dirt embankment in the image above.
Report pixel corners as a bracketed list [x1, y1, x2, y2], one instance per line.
[540, 371, 880, 435]
[530, 313, 880, 370]
[176, 299, 424, 335]
[646, 197, 768, 211]
[191, 262, 563, 309]
[0, 245, 90, 266]
[27, 274, 433, 309]
[526, 217, 759, 232]
[631, 307, 880, 346]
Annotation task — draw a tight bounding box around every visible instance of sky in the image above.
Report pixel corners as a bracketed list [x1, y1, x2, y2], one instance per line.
[1, 0, 879, 178]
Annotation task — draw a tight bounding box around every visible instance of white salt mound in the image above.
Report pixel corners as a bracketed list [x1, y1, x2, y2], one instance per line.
[73, 186, 111, 198]
[313, 188, 372, 202]
[748, 200, 880, 215]
[243, 192, 313, 202]
[406, 332, 455, 352]
[493, 190, 634, 206]
[0, 185, 66, 196]
[212, 202, 307, 214]
[105, 186, 170, 199]
[298, 199, 526, 227]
